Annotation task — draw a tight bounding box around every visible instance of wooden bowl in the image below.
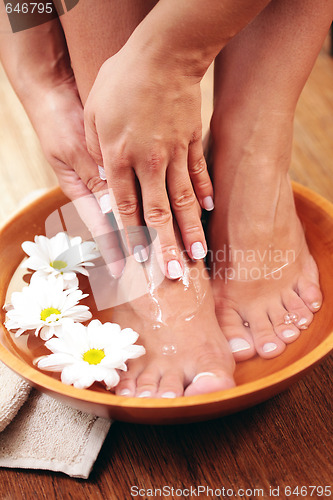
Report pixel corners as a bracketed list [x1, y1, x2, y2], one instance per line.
[0, 184, 332, 424]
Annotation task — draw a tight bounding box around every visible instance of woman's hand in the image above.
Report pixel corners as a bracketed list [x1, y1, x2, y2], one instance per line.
[84, 45, 214, 279]
[27, 77, 125, 278]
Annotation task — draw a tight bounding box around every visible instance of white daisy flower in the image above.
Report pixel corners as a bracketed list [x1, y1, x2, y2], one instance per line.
[36, 319, 146, 390]
[21, 232, 100, 288]
[5, 275, 92, 340]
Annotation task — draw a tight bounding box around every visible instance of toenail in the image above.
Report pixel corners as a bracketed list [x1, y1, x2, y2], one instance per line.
[119, 389, 132, 396]
[312, 302, 321, 310]
[282, 329, 296, 339]
[262, 342, 278, 353]
[133, 245, 149, 263]
[161, 392, 177, 399]
[192, 372, 217, 384]
[229, 338, 251, 353]
[167, 260, 183, 279]
[137, 391, 152, 398]
[298, 318, 308, 329]
[191, 242, 206, 260]
[202, 196, 214, 211]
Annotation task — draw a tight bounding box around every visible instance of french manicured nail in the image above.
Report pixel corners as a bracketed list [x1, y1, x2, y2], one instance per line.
[229, 338, 251, 353]
[161, 392, 177, 399]
[202, 196, 214, 211]
[133, 245, 149, 263]
[298, 318, 308, 329]
[282, 329, 297, 339]
[99, 193, 112, 214]
[138, 391, 152, 398]
[263, 342, 277, 353]
[167, 260, 183, 279]
[98, 165, 107, 180]
[312, 302, 321, 310]
[119, 389, 131, 396]
[191, 242, 206, 260]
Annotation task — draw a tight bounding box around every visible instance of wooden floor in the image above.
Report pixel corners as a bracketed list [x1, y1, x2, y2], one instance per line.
[0, 35, 332, 500]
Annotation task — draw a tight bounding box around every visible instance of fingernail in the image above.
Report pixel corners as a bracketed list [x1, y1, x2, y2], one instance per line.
[138, 391, 152, 398]
[98, 165, 107, 180]
[202, 196, 214, 211]
[161, 392, 177, 399]
[312, 302, 321, 310]
[263, 342, 277, 353]
[167, 260, 183, 279]
[282, 329, 296, 339]
[192, 372, 216, 384]
[119, 389, 131, 396]
[133, 245, 149, 263]
[191, 242, 206, 260]
[229, 338, 251, 353]
[99, 194, 112, 214]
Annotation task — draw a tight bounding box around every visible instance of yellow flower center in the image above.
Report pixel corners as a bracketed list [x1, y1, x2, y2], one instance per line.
[50, 260, 67, 270]
[40, 307, 61, 322]
[83, 348, 105, 365]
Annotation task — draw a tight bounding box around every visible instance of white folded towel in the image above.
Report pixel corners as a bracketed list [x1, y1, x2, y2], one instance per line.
[0, 362, 111, 479]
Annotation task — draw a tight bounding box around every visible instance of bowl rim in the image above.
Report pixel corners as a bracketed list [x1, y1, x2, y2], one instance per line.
[0, 182, 332, 410]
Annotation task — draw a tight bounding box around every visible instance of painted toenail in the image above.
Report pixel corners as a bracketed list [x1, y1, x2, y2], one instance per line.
[298, 318, 308, 328]
[138, 391, 152, 398]
[133, 245, 149, 263]
[282, 329, 296, 339]
[263, 342, 277, 353]
[192, 372, 217, 384]
[191, 242, 206, 260]
[167, 260, 183, 279]
[119, 389, 132, 396]
[202, 196, 214, 211]
[161, 392, 177, 399]
[229, 338, 251, 353]
[312, 302, 321, 310]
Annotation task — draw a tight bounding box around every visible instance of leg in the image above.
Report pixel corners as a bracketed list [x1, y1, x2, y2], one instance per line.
[209, 0, 331, 360]
[60, 0, 235, 396]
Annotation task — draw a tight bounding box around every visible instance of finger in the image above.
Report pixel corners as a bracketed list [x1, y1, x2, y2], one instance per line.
[103, 154, 150, 264]
[167, 158, 207, 261]
[60, 148, 125, 278]
[138, 166, 183, 280]
[188, 138, 214, 211]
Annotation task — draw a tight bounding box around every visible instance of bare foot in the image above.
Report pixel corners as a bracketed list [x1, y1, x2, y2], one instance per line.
[101, 251, 235, 398]
[208, 112, 322, 361]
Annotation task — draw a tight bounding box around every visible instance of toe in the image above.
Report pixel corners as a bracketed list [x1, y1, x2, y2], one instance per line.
[184, 352, 235, 397]
[135, 366, 161, 398]
[297, 276, 323, 313]
[156, 370, 184, 398]
[216, 308, 256, 361]
[282, 290, 314, 330]
[115, 372, 137, 397]
[247, 312, 286, 359]
[268, 304, 301, 344]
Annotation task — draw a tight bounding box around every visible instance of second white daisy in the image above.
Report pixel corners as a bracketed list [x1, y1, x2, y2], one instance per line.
[5, 275, 92, 340]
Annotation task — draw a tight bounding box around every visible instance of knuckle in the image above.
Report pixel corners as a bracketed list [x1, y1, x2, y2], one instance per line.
[159, 243, 179, 256]
[144, 207, 172, 227]
[86, 175, 106, 193]
[144, 150, 166, 172]
[117, 199, 140, 217]
[190, 157, 207, 176]
[181, 224, 202, 237]
[172, 189, 196, 210]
